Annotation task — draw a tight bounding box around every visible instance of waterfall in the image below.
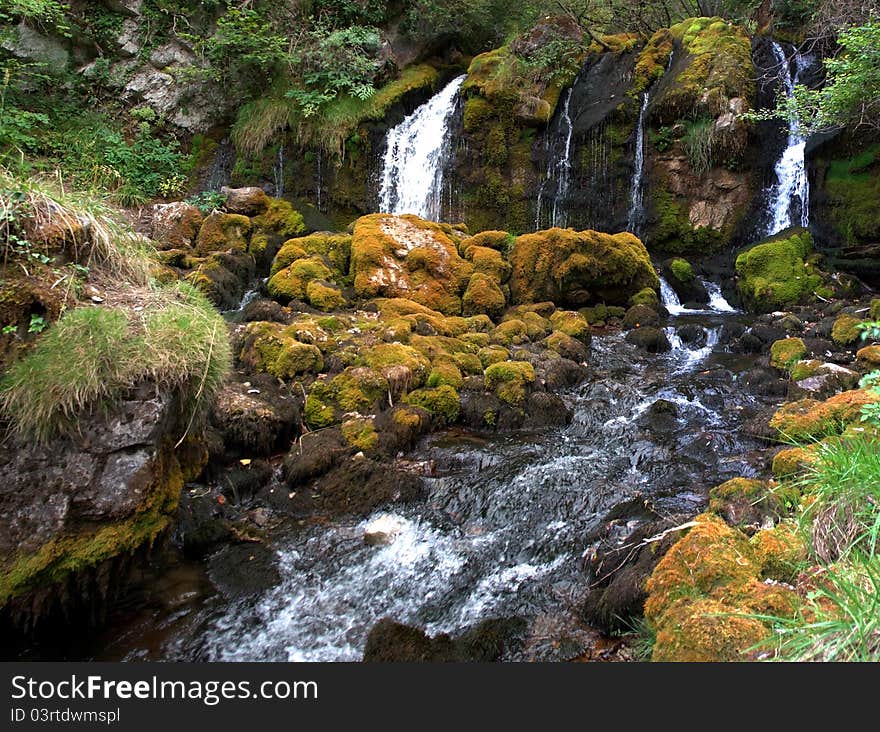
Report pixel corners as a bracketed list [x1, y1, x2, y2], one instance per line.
[664, 325, 721, 373]
[378, 75, 466, 221]
[659, 276, 685, 315]
[536, 88, 575, 229]
[701, 279, 738, 313]
[626, 92, 650, 235]
[765, 41, 811, 235]
[660, 275, 739, 315]
[273, 144, 285, 198]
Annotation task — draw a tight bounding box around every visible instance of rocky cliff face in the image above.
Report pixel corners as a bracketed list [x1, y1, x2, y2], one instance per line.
[0, 384, 206, 636]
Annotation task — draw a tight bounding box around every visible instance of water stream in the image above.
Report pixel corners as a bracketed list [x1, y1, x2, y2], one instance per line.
[536, 87, 575, 229]
[378, 75, 466, 220]
[765, 41, 812, 235]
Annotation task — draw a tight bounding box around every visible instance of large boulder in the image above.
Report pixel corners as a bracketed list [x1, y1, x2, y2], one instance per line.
[509, 228, 657, 307]
[350, 215, 474, 315]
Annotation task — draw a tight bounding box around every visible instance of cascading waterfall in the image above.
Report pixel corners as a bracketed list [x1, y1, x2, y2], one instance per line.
[378, 75, 466, 221]
[765, 41, 811, 235]
[536, 88, 575, 229]
[626, 92, 650, 235]
[273, 144, 285, 198]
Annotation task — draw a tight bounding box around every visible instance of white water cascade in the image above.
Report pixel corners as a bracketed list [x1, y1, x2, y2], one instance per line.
[536, 88, 575, 229]
[273, 144, 285, 198]
[378, 75, 466, 221]
[659, 276, 739, 316]
[626, 92, 650, 234]
[765, 41, 811, 235]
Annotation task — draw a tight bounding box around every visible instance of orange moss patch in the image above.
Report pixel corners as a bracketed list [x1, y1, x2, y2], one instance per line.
[772, 445, 819, 478]
[751, 523, 808, 582]
[769, 390, 880, 440]
[856, 345, 880, 370]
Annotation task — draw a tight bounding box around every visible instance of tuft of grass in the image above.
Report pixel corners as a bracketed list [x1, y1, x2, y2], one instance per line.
[0, 282, 232, 443]
[794, 435, 880, 563]
[754, 555, 880, 662]
[231, 90, 296, 159]
[0, 167, 154, 285]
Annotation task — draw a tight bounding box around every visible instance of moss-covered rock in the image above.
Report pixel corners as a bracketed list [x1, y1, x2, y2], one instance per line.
[402, 385, 461, 424]
[735, 229, 824, 312]
[195, 212, 252, 256]
[239, 322, 324, 379]
[509, 228, 658, 307]
[669, 257, 694, 284]
[769, 337, 806, 370]
[831, 314, 862, 346]
[306, 280, 346, 311]
[250, 198, 305, 240]
[707, 477, 790, 530]
[483, 360, 535, 405]
[271, 233, 352, 279]
[268, 255, 334, 303]
[772, 445, 819, 478]
[623, 304, 659, 330]
[856, 345, 880, 370]
[769, 389, 880, 440]
[549, 310, 592, 345]
[351, 214, 472, 315]
[629, 287, 661, 309]
[462, 273, 506, 319]
[750, 523, 807, 582]
[341, 417, 379, 452]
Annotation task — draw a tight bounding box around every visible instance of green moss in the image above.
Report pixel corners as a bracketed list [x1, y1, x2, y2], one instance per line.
[403, 385, 461, 424]
[478, 345, 509, 368]
[484, 360, 535, 405]
[241, 321, 323, 378]
[268, 255, 333, 302]
[822, 144, 880, 245]
[330, 367, 389, 413]
[426, 360, 464, 389]
[649, 187, 728, 255]
[857, 345, 880, 370]
[770, 337, 807, 370]
[831, 314, 862, 346]
[491, 319, 529, 346]
[770, 390, 880, 440]
[271, 234, 352, 278]
[461, 273, 506, 319]
[452, 351, 484, 375]
[362, 343, 431, 386]
[195, 212, 251, 256]
[735, 229, 823, 312]
[548, 310, 591, 345]
[509, 228, 658, 307]
[251, 198, 305, 239]
[669, 257, 695, 283]
[306, 280, 346, 311]
[341, 417, 379, 452]
[633, 28, 674, 93]
[304, 382, 335, 429]
[629, 287, 660, 309]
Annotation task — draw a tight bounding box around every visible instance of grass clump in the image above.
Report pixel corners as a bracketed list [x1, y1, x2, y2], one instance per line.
[0, 283, 231, 443]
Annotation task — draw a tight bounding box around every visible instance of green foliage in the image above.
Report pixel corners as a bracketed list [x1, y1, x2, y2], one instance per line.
[760, 19, 880, 134]
[0, 283, 231, 443]
[0, 0, 67, 26]
[186, 190, 226, 214]
[681, 116, 715, 175]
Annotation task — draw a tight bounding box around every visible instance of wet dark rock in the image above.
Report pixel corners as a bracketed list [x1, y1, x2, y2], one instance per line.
[625, 326, 671, 353]
[362, 616, 527, 662]
[623, 304, 659, 330]
[677, 323, 707, 347]
[176, 486, 236, 557]
[211, 378, 301, 457]
[240, 298, 289, 324]
[635, 399, 679, 432]
[741, 367, 788, 397]
[525, 392, 572, 428]
[540, 358, 589, 390]
[206, 543, 280, 599]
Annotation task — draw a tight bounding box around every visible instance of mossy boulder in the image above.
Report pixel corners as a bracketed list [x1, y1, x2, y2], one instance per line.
[769, 389, 880, 440]
[351, 214, 472, 315]
[462, 273, 506, 319]
[735, 229, 824, 312]
[250, 198, 305, 240]
[459, 230, 513, 257]
[268, 255, 334, 303]
[150, 202, 204, 250]
[483, 360, 535, 405]
[402, 385, 461, 424]
[856, 345, 880, 370]
[669, 257, 694, 284]
[306, 280, 346, 311]
[195, 212, 251, 256]
[271, 233, 352, 279]
[509, 228, 658, 307]
[769, 337, 806, 370]
[772, 445, 819, 478]
[629, 287, 660, 309]
[362, 343, 431, 387]
[707, 477, 789, 531]
[623, 304, 660, 330]
[478, 345, 509, 368]
[239, 322, 323, 379]
[750, 523, 807, 582]
[831, 314, 862, 346]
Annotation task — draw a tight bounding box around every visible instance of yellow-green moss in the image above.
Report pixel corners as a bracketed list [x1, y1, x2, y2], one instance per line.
[770, 390, 880, 440]
[509, 228, 658, 307]
[484, 360, 535, 404]
[306, 280, 346, 311]
[772, 445, 819, 478]
[362, 343, 431, 387]
[462, 272, 506, 319]
[735, 229, 823, 312]
[633, 28, 674, 93]
[629, 287, 660, 309]
[195, 212, 251, 256]
[268, 255, 333, 302]
[341, 417, 379, 451]
[856, 345, 880, 369]
[831, 314, 862, 346]
[669, 257, 695, 283]
[251, 198, 305, 239]
[426, 359, 464, 389]
[491, 319, 529, 346]
[478, 345, 509, 368]
[549, 310, 591, 344]
[403, 384, 461, 423]
[750, 523, 807, 581]
[770, 337, 807, 370]
[330, 367, 389, 413]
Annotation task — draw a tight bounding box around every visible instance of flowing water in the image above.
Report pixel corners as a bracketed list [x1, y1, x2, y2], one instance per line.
[765, 41, 812, 235]
[536, 87, 576, 229]
[378, 75, 466, 221]
[626, 93, 650, 235]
